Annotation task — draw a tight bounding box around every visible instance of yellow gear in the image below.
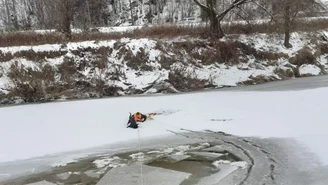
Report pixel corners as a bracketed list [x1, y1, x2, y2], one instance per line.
[147, 113, 155, 119]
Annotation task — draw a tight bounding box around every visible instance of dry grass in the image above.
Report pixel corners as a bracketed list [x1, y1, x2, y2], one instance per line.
[0, 49, 67, 63]
[0, 19, 327, 48]
[0, 26, 207, 47]
[133, 25, 208, 38]
[224, 19, 328, 35]
[0, 31, 64, 47]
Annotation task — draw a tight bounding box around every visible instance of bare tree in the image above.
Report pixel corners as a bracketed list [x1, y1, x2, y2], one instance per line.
[282, 0, 320, 48]
[10, 0, 19, 29]
[179, 0, 197, 20]
[129, 0, 135, 25]
[193, 0, 249, 38]
[252, 0, 321, 48]
[54, 0, 75, 39]
[4, 0, 12, 29]
[167, 0, 179, 23]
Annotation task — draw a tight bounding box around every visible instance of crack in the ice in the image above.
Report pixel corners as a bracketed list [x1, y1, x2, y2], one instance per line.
[220, 139, 254, 185]
[166, 129, 197, 139]
[204, 129, 232, 136]
[239, 138, 277, 184]
[270, 164, 275, 181]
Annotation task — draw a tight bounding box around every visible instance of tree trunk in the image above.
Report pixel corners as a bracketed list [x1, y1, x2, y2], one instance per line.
[140, 0, 144, 15]
[217, 21, 224, 38]
[208, 10, 219, 37]
[11, 0, 19, 30]
[84, 0, 91, 31]
[35, 0, 45, 29]
[4, 0, 12, 30]
[64, 0, 72, 39]
[129, 0, 135, 25]
[284, 0, 292, 48]
[55, 0, 72, 39]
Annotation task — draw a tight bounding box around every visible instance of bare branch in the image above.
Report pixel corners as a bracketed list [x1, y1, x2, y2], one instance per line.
[192, 0, 209, 11]
[217, 0, 249, 20]
[250, 0, 278, 23]
[233, 7, 252, 25]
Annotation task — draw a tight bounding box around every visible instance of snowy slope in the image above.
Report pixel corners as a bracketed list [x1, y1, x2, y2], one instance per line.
[0, 86, 328, 167]
[0, 31, 327, 104]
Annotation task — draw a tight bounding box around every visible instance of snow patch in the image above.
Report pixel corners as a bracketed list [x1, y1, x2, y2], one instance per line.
[213, 160, 248, 169]
[299, 64, 321, 75]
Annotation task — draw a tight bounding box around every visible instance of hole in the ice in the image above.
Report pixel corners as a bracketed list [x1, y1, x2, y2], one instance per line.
[147, 150, 240, 185]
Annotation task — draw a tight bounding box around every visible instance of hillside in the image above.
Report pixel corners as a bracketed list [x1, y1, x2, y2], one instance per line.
[0, 30, 327, 105]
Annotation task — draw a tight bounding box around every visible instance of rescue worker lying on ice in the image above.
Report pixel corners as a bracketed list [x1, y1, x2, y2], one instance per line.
[127, 112, 154, 129]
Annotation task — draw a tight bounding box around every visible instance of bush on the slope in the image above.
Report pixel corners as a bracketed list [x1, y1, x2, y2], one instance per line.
[126, 47, 153, 71]
[320, 43, 328, 54]
[274, 66, 296, 79]
[167, 67, 207, 91]
[289, 48, 316, 66]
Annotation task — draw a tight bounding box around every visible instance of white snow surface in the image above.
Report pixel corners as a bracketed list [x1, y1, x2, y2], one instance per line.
[299, 64, 322, 75]
[213, 160, 248, 169]
[0, 87, 328, 166]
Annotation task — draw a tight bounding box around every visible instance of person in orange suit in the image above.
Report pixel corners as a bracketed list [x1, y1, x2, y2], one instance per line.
[127, 112, 154, 129]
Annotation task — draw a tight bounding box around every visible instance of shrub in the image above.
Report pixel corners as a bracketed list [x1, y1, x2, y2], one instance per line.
[289, 48, 316, 66]
[168, 67, 207, 91]
[8, 81, 45, 102]
[320, 43, 328, 54]
[159, 54, 176, 70]
[126, 47, 153, 71]
[0, 51, 14, 62]
[58, 57, 77, 81]
[274, 66, 295, 80]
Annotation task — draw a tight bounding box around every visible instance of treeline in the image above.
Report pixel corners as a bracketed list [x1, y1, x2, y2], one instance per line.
[0, 0, 326, 46]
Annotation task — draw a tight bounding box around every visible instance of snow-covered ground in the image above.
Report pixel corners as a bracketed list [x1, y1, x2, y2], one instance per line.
[0, 80, 327, 168]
